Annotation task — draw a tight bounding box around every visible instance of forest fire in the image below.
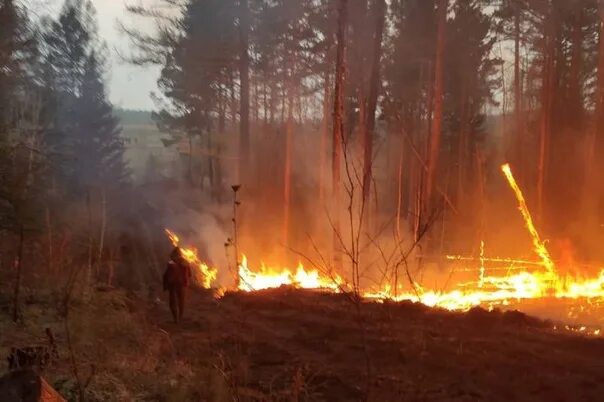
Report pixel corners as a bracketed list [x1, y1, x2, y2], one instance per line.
[165, 229, 218, 288]
[238, 255, 344, 292]
[363, 164, 604, 316]
[165, 164, 604, 332]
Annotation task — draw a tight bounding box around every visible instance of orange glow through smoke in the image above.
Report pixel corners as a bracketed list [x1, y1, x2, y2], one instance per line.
[164, 164, 604, 335]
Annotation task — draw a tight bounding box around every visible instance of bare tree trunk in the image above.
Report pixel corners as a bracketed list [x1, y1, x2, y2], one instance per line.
[219, 83, 226, 134]
[320, 69, 331, 203]
[538, 0, 554, 223]
[230, 70, 238, 128]
[357, 89, 366, 153]
[332, 0, 348, 270]
[238, 0, 251, 184]
[97, 188, 106, 277]
[208, 129, 216, 197]
[396, 136, 404, 239]
[85, 191, 93, 300]
[187, 134, 194, 184]
[569, 10, 583, 119]
[46, 206, 53, 274]
[283, 86, 294, 246]
[254, 74, 260, 123]
[263, 74, 269, 129]
[514, 4, 522, 176]
[12, 224, 24, 323]
[107, 246, 115, 287]
[457, 78, 470, 207]
[362, 0, 386, 204]
[426, 0, 447, 214]
[586, 0, 604, 219]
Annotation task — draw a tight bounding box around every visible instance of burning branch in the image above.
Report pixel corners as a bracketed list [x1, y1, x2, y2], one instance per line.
[501, 163, 556, 274]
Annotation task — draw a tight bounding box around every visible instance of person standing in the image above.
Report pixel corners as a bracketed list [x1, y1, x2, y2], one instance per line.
[163, 247, 192, 323]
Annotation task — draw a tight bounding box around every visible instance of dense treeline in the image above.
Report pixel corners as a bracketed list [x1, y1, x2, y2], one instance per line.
[0, 0, 132, 312]
[125, 0, 604, 264]
[3, 0, 604, 300]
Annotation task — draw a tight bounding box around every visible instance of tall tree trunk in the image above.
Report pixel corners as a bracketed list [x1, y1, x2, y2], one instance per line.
[396, 132, 404, 239]
[238, 0, 250, 184]
[207, 129, 215, 196]
[230, 69, 238, 128]
[514, 3, 522, 177]
[97, 188, 106, 277]
[187, 134, 194, 184]
[320, 69, 331, 203]
[362, 0, 386, 203]
[538, 0, 554, 223]
[46, 206, 53, 274]
[254, 74, 260, 123]
[218, 83, 226, 134]
[283, 82, 294, 246]
[586, 0, 604, 220]
[263, 73, 269, 129]
[12, 224, 24, 323]
[426, 0, 447, 215]
[332, 0, 348, 270]
[569, 9, 583, 122]
[457, 79, 470, 208]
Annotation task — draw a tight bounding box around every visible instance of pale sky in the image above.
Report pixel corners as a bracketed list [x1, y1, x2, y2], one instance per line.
[29, 0, 162, 110]
[93, 0, 161, 110]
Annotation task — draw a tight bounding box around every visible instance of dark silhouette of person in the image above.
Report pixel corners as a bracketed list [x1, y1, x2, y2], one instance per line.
[163, 247, 192, 323]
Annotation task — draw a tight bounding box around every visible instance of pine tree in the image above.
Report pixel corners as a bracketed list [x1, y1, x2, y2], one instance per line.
[0, 0, 34, 135]
[43, 0, 128, 193]
[0, 0, 43, 231]
[71, 52, 128, 188]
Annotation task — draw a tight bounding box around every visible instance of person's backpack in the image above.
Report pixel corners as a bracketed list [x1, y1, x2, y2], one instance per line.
[163, 261, 178, 290]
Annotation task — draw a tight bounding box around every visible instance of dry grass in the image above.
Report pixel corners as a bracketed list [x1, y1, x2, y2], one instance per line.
[2, 283, 604, 401]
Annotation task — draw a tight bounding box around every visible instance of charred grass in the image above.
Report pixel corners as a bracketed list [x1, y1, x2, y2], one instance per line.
[2, 284, 604, 401]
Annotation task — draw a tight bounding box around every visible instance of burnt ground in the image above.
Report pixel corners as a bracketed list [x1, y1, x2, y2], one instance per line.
[148, 288, 604, 402]
[2, 286, 604, 401]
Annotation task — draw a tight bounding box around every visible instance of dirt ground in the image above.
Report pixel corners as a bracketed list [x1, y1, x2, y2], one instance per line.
[2, 286, 604, 401]
[150, 288, 604, 402]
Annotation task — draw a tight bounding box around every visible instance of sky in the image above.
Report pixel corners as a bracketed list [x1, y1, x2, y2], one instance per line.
[93, 0, 161, 110]
[29, 0, 162, 111]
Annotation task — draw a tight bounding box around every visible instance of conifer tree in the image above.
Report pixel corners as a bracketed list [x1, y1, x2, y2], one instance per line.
[43, 0, 128, 192]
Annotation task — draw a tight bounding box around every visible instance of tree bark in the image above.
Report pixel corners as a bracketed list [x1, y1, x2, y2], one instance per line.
[12, 224, 24, 323]
[513, 3, 523, 177]
[238, 0, 250, 184]
[426, 0, 447, 214]
[538, 0, 554, 224]
[320, 68, 331, 203]
[586, 0, 604, 220]
[332, 0, 348, 270]
[457, 78, 469, 207]
[362, 0, 386, 203]
[283, 85, 294, 246]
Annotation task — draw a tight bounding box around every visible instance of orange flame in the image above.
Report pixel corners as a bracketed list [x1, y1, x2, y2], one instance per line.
[238, 255, 343, 292]
[501, 163, 556, 274]
[162, 164, 604, 337]
[164, 229, 217, 288]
